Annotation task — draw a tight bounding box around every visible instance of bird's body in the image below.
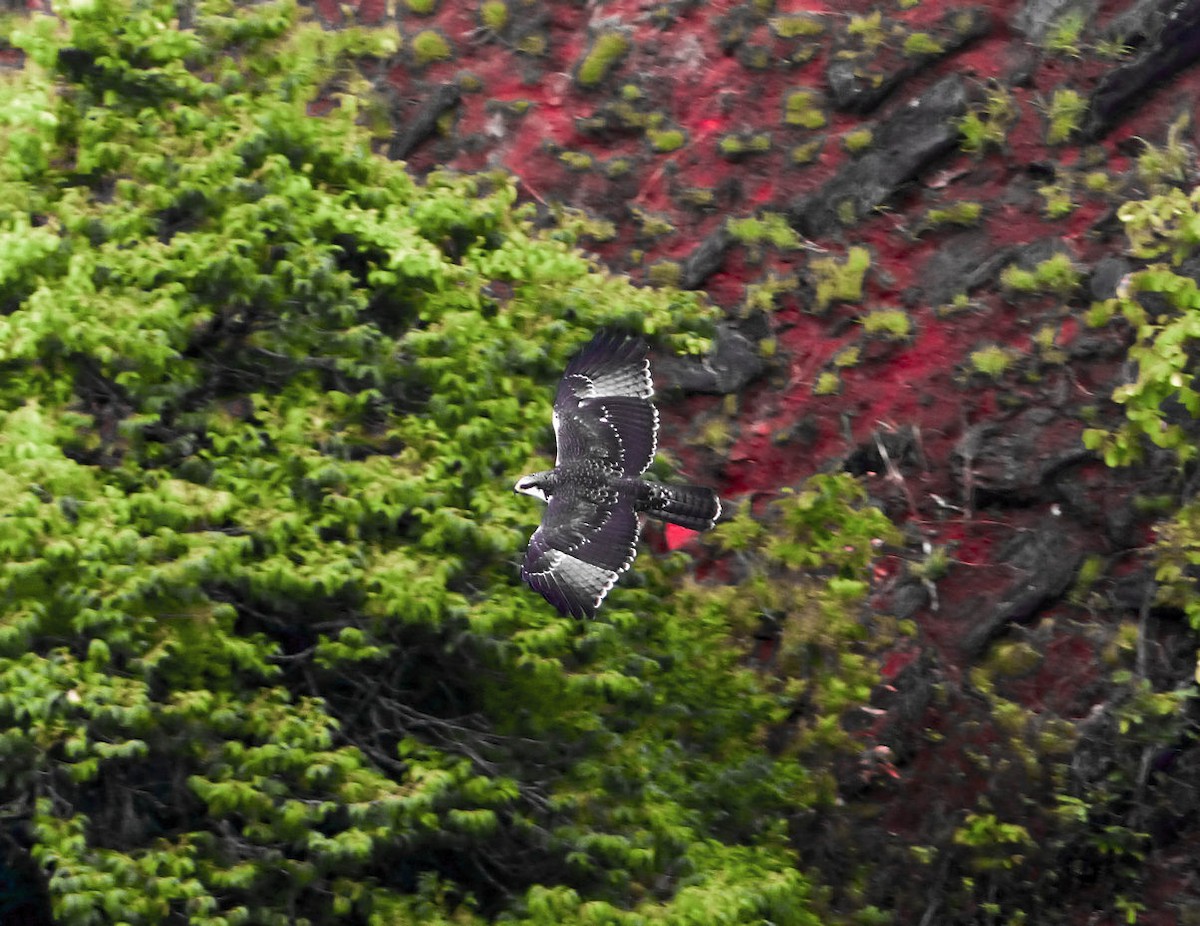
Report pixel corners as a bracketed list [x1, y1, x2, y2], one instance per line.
[516, 330, 722, 618]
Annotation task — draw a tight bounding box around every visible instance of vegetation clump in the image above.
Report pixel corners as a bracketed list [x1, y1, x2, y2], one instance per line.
[809, 246, 871, 313]
[789, 138, 823, 165]
[718, 131, 773, 160]
[970, 344, 1015, 377]
[1000, 252, 1081, 297]
[1044, 88, 1086, 144]
[728, 212, 803, 250]
[768, 13, 823, 39]
[923, 200, 983, 228]
[903, 31, 944, 56]
[959, 85, 1017, 154]
[575, 31, 631, 88]
[1086, 182, 1200, 682]
[861, 308, 912, 338]
[646, 126, 685, 152]
[479, 0, 507, 31]
[783, 89, 826, 129]
[811, 369, 840, 393]
[0, 3, 910, 923]
[411, 27, 452, 65]
[842, 127, 874, 153]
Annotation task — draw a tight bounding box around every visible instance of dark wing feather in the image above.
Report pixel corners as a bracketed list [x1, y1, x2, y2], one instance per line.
[553, 396, 658, 475]
[556, 330, 653, 406]
[553, 331, 659, 475]
[521, 488, 642, 618]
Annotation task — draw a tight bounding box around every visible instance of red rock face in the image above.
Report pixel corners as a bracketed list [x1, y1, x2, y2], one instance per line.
[324, 0, 1200, 918]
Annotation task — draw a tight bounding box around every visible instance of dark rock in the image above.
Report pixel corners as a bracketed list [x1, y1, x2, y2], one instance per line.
[680, 226, 734, 290]
[913, 230, 1015, 307]
[1085, 0, 1200, 139]
[1070, 701, 1118, 785]
[1007, 236, 1075, 273]
[773, 413, 820, 448]
[1105, 0, 1178, 48]
[789, 76, 968, 237]
[1064, 331, 1129, 362]
[845, 425, 921, 477]
[870, 649, 939, 763]
[960, 521, 1083, 656]
[826, 9, 991, 114]
[1089, 256, 1132, 300]
[954, 409, 1092, 507]
[1046, 458, 1143, 546]
[886, 579, 932, 622]
[1014, 0, 1096, 44]
[1109, 567, 1158, 612]
[825, 59, 906, 115]
[389, 83, 462, 160]
[1177, 255, 1200, 283]
[655, 322, 766, 395]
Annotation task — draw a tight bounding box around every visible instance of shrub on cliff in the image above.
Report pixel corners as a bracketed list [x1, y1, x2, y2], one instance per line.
[1086, 185, 1200, 634]
[0, 2, 893, 923]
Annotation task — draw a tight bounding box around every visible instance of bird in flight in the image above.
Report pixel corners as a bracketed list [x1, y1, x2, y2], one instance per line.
[515, 330, 722, 618]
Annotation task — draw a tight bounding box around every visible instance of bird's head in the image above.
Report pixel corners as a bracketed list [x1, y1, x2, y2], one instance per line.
[514, 472, 552, 503]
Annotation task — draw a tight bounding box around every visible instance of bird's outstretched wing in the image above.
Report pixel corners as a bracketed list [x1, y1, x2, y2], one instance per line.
[553, 330, 658, 476]
[521, 487, 642, 619]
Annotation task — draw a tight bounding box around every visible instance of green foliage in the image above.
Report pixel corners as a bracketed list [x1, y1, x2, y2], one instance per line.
[861, 308, 911, 339]
[727, 212, 804, 259]
[1043, 8, 1085, 56]
[712, 477, 901, 730]
[922, 200, 982, 229]
[842, 128, 874, 153]
[646, 127, 685, 152]
[809, 246, 871, 313]
[479, 0, 508, 31]
[789, 139, 822, 166]
[558, 149, 594, 171]
[958, 85, 1017, 155]
[969, 345, 1014, 377]
[1044, 88, 1086, 145]
[847, 10, 884, 50]
[1114, 183, 1200, 263]
[411, 28, 452, 65]
[1038, 179, 1077, 218]
[1084, 185, 1200, 637]
[768, 14, 823, 39]
[782, 89, 825, 129]
[576, 31, 630, 88]
[717, 131, 772, 160]
[952, 813, 1034, 871]
[1136, 114, 1194, 190]
[813, 371, 840, 395]
[0, 2, 904, 923]
[1000, 252, 1081, 297]
[1082, 193, 1200, 469]
[741, 274, 798, 314]
[902, 31, 943, 57]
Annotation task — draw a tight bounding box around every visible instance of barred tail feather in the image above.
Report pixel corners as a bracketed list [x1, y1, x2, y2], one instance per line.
[641, 482, 722, 531]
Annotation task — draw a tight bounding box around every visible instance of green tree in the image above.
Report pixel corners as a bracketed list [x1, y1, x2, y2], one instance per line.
[1084, 186, 1200, 632]
[0, 1, 894, 923]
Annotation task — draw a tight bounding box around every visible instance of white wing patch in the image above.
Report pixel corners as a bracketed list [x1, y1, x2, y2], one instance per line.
[542, 550, 621, 614]
[521, 500, 644, 618]
[593, 399, 659, 476]
[562, 358, 653, 401]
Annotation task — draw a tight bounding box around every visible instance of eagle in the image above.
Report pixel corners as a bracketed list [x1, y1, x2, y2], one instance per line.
[515, 330, 722, 618]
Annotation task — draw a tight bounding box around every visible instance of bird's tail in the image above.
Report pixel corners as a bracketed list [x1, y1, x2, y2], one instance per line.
[640, 481, 722, 531]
